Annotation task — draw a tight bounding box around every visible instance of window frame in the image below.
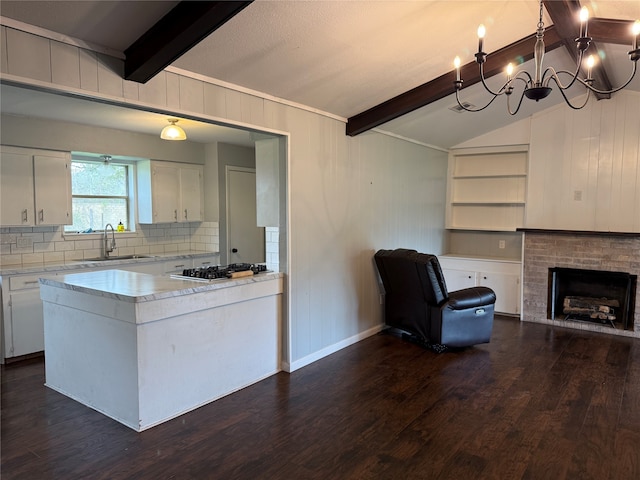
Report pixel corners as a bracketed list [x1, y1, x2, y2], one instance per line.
[64, 155, 137, 234]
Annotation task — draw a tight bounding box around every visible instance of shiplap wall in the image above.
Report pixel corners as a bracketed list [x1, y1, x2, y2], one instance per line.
[453, 91, 640, 233]
[526, 91, 640, 232]
[0, 26, 448, 370]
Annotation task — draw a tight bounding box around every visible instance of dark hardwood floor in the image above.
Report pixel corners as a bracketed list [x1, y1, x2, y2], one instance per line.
[2, 316, 639, 479]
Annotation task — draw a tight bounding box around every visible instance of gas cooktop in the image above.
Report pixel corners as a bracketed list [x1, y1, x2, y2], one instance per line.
[171, 263, 268, 282]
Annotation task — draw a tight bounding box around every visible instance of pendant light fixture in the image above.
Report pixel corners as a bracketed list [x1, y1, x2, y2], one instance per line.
[160, 119, 187, 141]
[453, 0, 640, 114]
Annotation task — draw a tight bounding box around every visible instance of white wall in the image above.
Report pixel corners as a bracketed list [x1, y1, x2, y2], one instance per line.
[526, 91, 640, 232]
[0, 25, 448, 370]
[453, 90, 640, 234]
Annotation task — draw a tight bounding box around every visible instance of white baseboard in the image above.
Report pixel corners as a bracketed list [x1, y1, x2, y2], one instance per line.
[284, 324, 384, 373]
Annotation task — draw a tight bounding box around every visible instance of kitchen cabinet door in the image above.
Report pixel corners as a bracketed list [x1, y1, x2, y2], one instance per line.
[33, 154, 72, 225]
[137, 161, 204, 224]
[0, 147, 71, 226]
[180, 166, 203, 222]
[151, 164, 181, 223]
[8, 289, 45, 357]
[0, 149, 34, 225]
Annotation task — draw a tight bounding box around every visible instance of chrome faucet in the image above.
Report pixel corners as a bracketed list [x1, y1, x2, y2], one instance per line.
[104, 223, 116, 258]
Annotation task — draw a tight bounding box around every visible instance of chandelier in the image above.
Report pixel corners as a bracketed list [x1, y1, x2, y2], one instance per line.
[452, 0, 640, 114]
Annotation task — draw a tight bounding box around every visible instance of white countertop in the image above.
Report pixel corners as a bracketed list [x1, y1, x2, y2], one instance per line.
[0, 251, 219, 276]
[39, 269, 283, 303]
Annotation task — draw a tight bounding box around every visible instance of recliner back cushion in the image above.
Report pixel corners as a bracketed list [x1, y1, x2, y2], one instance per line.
[414, 254, 449, 305]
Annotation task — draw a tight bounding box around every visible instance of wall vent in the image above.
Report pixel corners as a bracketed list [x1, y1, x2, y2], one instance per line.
[449, 102, 475, 113]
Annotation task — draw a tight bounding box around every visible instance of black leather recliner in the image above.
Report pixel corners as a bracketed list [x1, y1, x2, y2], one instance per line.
[374, 248, 496, 348]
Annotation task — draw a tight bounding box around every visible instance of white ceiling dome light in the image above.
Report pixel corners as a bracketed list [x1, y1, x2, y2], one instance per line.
[160, 119, 187, 141]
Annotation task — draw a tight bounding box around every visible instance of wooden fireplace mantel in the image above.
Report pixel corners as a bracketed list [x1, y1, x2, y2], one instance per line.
[517, 228, 639, 238]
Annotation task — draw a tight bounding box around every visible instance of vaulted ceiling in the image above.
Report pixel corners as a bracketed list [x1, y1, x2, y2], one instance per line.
[1, 0, 639, 149]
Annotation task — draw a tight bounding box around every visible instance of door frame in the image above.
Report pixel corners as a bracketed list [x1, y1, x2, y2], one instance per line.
[225, 165, 265, 264]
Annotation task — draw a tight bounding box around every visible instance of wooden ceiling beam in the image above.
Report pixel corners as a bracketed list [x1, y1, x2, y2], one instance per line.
[347, 2, 638, 137]
[124, 1, 253, 84]
[542, 0, 611, 99]
[346, 26, 563, 137]
[588, 18, 639, 45]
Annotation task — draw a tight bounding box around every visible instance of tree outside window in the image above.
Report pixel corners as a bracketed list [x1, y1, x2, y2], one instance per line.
[65, 160, 130, 233]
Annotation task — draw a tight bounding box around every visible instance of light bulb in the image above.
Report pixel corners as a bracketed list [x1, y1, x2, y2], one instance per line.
[579, 7, 589, 37]
[454, 56, 461, 81]
[586, 55, 595, 78]
[477, 24, 486, 53]
[506, 63, 514, 80]
[579, 7, 589, 23]
[633, 20, 640, 50]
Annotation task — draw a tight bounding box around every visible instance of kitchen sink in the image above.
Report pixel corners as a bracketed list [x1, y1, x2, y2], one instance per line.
[79, 255, 156, 262]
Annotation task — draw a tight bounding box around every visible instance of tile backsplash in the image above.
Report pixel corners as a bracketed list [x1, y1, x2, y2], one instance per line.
[0, 222, 220, 267]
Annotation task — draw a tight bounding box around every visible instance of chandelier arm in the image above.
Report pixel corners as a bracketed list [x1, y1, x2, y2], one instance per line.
[541, 50, 585, 90]
[545, 50, 586, 90]
[512, 70, 533, 86]
[478, 63, 509, 97]
[548, 75, 592, 110]
[575, 61, 638, 95]
[506, 89, 528, 116]
[454, 89, 501, 112]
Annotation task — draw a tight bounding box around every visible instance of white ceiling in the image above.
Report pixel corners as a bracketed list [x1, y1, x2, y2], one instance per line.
[1, 0, 639, 149]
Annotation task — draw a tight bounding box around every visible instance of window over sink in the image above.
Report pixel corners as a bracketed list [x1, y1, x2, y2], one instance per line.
[64, 155, 133, 233]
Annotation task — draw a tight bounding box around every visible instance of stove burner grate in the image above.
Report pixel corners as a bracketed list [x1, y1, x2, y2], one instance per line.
[179, 263, 267, 280]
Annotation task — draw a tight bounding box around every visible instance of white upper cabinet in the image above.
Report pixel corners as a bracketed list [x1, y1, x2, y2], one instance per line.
[179, 165, 204, 222]
[137, 160, 203, 224]
[0, 146, 72, 226]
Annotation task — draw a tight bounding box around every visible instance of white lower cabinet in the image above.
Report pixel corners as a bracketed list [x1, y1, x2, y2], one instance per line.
[2, 273, 58, 358]
[1, 254, 219, 361]
[439, 256, 522, 316]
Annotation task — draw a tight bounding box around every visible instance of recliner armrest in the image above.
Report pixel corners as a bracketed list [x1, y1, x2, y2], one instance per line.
[447, 287, 496, 310]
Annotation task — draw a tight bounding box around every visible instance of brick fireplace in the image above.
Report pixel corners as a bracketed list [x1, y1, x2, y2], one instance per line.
[521, 229, 640, 338]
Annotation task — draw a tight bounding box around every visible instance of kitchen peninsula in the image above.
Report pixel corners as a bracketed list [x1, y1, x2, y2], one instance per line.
[39, 269, 283, 432]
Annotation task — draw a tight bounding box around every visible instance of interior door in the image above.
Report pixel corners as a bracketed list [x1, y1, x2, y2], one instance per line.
[227, 167, 265, 264]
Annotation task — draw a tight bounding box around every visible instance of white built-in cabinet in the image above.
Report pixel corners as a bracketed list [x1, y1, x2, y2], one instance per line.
[137, 160, 204, 224]
[447, 146, 528, 231]
[0, 146, 72, 226]
[438, 256, 522, 316]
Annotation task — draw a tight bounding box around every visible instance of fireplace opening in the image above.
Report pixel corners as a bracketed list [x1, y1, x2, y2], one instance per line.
[547, 267, 637, 330]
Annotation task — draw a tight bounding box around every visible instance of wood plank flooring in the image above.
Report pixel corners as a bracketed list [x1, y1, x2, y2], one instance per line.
[2, 316, 639, 479]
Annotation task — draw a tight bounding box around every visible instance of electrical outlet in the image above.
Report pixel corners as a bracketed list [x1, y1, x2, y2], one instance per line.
[499, 240, 506, 249]
[16, 237, 33, 249]
[574, 190, 583, 201]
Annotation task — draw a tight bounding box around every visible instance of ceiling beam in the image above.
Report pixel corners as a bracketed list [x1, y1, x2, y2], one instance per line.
[346, 26, 563, 137]
[347, 2, 638, 137]
[124, 1, 253, 84]
[588, 18, 639, 45]
[543, 0, 611, 99]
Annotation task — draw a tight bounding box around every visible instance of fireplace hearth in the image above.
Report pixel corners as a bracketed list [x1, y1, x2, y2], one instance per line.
[548, 267, 636, 330]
